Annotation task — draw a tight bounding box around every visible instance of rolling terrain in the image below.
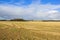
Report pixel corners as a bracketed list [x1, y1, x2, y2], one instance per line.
[0, 21, 60, 40]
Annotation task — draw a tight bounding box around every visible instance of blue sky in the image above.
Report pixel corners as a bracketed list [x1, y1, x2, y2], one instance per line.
[0, 0, 60, 5]
[41, 0, 60, 5]
[0, 0, 60, 20]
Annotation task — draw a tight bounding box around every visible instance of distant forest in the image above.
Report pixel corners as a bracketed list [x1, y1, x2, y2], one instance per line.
[0, 18, 27, 21]
[0, 18, 60, 22]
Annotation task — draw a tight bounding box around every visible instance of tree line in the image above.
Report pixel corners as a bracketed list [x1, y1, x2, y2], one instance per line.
[0, 18, 27, 21]
[0, 18, 60, 22]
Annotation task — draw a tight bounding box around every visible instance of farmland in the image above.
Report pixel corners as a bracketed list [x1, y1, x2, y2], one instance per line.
[0, 21, 60, 40]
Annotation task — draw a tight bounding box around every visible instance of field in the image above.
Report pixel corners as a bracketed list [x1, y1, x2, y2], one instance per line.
[0, 21, 60, 40]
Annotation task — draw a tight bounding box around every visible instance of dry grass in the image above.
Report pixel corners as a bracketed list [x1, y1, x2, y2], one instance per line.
[0, 21, 60, 40]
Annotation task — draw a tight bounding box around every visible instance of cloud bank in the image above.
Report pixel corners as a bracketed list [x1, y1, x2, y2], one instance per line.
[0, 0, 60, 20]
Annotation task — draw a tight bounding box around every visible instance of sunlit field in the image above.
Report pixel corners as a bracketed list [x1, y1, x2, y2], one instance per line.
[0, 21, 60, 40]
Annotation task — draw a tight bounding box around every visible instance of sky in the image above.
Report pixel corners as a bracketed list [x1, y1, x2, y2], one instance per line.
[0, 0, 60, 20]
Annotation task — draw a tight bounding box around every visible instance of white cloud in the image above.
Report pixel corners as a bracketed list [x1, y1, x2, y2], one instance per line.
[48, 10, 58, 13]
[0, 1, 60, 20]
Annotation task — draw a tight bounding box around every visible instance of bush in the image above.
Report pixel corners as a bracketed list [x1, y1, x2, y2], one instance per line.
[10, 18, 25, 21]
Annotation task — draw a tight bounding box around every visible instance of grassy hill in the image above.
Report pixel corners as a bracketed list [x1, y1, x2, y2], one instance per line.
[0, 21, 60, 40]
